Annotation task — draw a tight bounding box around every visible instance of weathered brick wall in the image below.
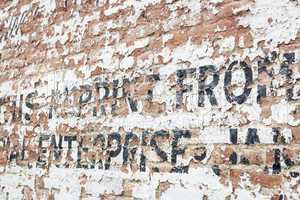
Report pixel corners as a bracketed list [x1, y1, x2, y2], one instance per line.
[0, 0, 299, 199]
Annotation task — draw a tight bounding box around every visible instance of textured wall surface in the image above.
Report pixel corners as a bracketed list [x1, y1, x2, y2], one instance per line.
[0, 0, 299, 199]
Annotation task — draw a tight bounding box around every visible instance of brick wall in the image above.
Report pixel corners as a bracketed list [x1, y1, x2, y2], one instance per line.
[0, 0, 299, 199]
